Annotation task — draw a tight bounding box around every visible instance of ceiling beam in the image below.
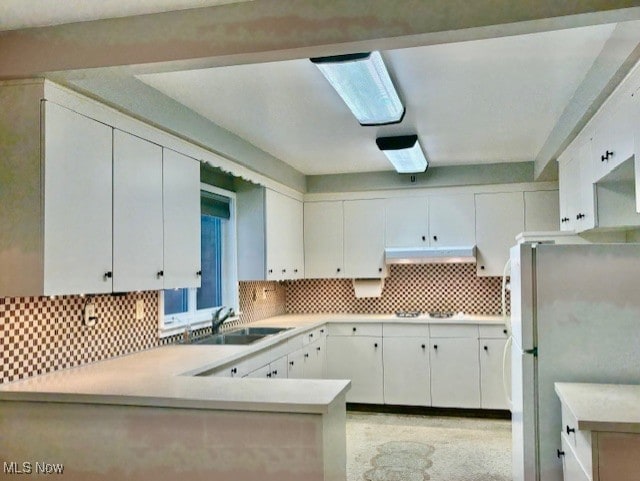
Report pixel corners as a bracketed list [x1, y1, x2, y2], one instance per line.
[2, 1, 640, 79]
[534, 20, 640, 180]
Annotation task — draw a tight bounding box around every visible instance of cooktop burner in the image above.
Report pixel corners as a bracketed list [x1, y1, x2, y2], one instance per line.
[428, 311, 455, 319]
[395, 310, 421, 318]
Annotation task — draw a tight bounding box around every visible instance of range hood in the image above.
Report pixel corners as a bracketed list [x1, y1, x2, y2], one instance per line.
[384, 246, 477, 264]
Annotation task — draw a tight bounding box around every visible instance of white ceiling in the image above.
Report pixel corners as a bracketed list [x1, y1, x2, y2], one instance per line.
[137, 24, 615, 175]
[0, 0, 251, 31]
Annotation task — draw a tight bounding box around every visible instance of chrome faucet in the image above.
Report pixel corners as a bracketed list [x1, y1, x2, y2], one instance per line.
[211, 306, 235, 334]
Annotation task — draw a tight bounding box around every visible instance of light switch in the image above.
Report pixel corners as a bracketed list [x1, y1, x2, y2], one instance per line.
[135, 299, 144, 321]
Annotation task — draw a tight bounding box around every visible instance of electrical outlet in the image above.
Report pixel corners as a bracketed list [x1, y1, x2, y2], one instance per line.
[135, 299, 144, 320]
[84, 303, 97, 327]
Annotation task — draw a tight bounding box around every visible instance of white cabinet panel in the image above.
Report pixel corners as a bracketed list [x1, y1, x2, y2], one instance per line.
[430, 337, 481, 408]
[428, 193, 475, 246]
[304, 339, 325, 379]
[265, 189, 289, 281]
[383, 337, 431, 406]
[304, 201, 344, 278]
[479, 338, 509, 410]
[162, 149, 201, 289]
[385, 197, 429, 247]
[344, 199, 386, 278]
[269, 355, 288, 379]
[285, 196, 304, 279]
[287, 349, 305, 379]
[326, 336, 383, 404]
[475, 192, 524, 276]
[43, 102, 113, 295]
[559, 154, 577, 231]
[575, 140, 597, 232]
[524, 190, 560, 232]
[113, 130, 164, 292]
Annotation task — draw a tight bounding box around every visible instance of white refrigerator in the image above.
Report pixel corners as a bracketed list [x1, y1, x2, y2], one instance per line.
[510, 242, 640, 481]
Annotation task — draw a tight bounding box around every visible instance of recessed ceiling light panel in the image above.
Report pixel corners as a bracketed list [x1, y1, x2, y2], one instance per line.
[310, 52, 405, 126]
[376, 135, 428, 174]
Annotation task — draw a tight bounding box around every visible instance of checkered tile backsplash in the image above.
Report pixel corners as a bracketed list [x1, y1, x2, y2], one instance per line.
[1, 266, 505, 384]
[285, 264, 509, 315]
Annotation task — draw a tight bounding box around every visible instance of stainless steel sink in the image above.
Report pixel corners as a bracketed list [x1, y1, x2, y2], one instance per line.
[193, 333, 265, 345]
[190, 326, 291, 345]
[228, 326, 292, 336]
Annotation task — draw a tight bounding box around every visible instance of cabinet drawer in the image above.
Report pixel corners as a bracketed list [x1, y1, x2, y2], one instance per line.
[383, 323, 429, 337]
[303, 326, 326, 345]
[561, 403, 593, 474]
[430, 324, 479, 338]
[478, 324, 509, 339]
[560, 432, 591, 481]
[328, 323, 382, 337]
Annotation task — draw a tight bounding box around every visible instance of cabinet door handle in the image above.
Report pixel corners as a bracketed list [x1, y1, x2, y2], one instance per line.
[320, 329, 325, 334]
[309, 333, 314, 338]
[289, 361, 294, 366]
[421, 344, 426, 349]
[231, 367, 237, 374]
[268, 269, 273, 274]
[352, 327, 357, 333]
[304, 353, 309, 358]
[156, 270, 164, 279]
[557, 449, 565, 458]
[374, 343, 378, 348]
[601, 153, 607, 162]
[433, 344, 438, 350]
[337, 268, 341, 273]
[480, 266, 485, 270]
[566, 425, 575, 435]
[282, 269, 287, 273]
[317, 347, 321, 351]
[378, 267, 383, 273]
[196, 270, 202, 277]
[266, 372, 272, 378]
[484, 345, 488, 351]
[103, 271, 113, 280]
[605, 150, 613, 159]
[433, 235, 438, 242]
[503, 329, 507, 335]
[422, 235, 426, 241]
[273, 370, 278, 376]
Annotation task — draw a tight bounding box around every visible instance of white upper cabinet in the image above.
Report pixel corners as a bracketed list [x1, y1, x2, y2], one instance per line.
[344, 199, 386, 278]
[385, 197, 429, 247]
[237, 186, 304, 281]
[524, 190, 560, 232]
[428, 193, 476, 246]
[162, 149, 201, 289]
[113, 130, 165, 292]
[304, 201, 344, 279]
[475, 192, 524, 276]
[43, 102, 114, 295]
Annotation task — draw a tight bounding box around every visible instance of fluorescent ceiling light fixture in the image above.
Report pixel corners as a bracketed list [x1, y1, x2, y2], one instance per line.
[310, 52, 405, 126]
[376, 135, 428, 174]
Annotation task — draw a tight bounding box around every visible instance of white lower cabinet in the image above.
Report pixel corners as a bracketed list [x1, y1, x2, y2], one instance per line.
[305, 337, 326, 379]
[383, 337, 431, 406]
[429, 337, 481, 408]
[326, 336, 383, 404]
[287, 349, 305, 379]
[479, 338, 509, 409]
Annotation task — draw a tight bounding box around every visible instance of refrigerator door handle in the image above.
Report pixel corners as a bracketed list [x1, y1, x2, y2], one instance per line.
[524, 347, 538, 356]
[502, 336, 513, 410]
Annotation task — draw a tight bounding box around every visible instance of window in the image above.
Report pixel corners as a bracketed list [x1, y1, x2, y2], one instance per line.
[160, 185, 238, 335]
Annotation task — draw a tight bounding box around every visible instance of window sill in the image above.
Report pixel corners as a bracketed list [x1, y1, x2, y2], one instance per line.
[158, 314, 242, 339]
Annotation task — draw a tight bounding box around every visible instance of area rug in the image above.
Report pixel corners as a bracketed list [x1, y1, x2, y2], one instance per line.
[346, 412, 511, 481]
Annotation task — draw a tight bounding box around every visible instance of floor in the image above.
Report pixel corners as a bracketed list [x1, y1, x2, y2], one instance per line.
[346, 412, 511, 481]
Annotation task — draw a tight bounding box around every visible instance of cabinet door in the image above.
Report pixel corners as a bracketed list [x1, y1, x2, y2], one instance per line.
[429, 193, 475, 246]
[479, 338, 509, 410]
[383, 337, 431, 406]
[575, 140, 597, 232]
[344, 199, 386, 278]
[43, 102, 113, 295]
[269, 356, 288, 379]
[475, 192, 524, 276]
[304, 338, 325, 379]
[524, 190, 559, 232]
[286, 197, 305, 279]
[304, 201, 344, 278]
[430, 337, 481, 408]
[326, 336, 383, 404]
[558, 155, 578, 231]
[287, 349, 305, 379]
[265, 189, 288, 281]
[246, 364, 271, 378]
[385, 197, 428, 247]
[162, 149, 201, 289]
[113, 130, 164, 292]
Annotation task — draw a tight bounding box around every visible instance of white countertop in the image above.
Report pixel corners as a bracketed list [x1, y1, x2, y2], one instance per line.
[555, 382, 640, 433]
[0, 312, 506, 414]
